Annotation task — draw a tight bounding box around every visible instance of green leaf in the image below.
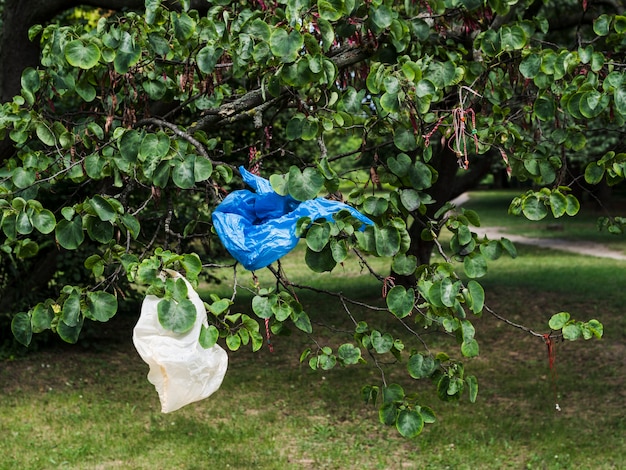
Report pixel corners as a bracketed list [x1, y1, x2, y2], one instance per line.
[11, 312, 32, 346]
[57, 317, 84, 344]
[394, 127, 417, 152]
[500, 25, 527, 51]
[172, 157, 196, 189]
[288, 166, 324, 201]
[391, 253, 417, 276]
[55, 217, 85, 250]
[118, 130, 142, 163]
[467, 280, 484, 314]
[269, 29, 303, 63]
[533, 95, 555, 121]
[614, 84, 626, 117]
[306, 223, 331, 252]
[461, 339, 479, 357]
[226, 333, 241, 351]
[466, 375, 479, 403]
[15, 211, 33, 235]
[565, 195, 580, 216]
[520, 54, 541, 79]
[121, 213, 141, 239]
[586, 319, 603, 339]
[90, 195, 117, 222]
[337, 343, 361, 365]
[85, 291, 118, 322]
[409, 161, 433, 190]
[157, 298, 196, 334]
[12, 168, 36, 189]
[194, 157, 213, 182]
[31, 304, 54, 333]
[460, 319, 475, 342]
[65, 40, 101, 69]
[76, 80, 96, 102]
[371, 330, 393, 354]
[252, 295, 274, 319]
[549, 311, 571, 330]
[199, 325, 219, 348]
[407, 353, 436, 379]
[549, 191, 568, 218]
[440, 278, 460, 307]
[139, 133, 170, 161]
[84, 216, 113, 244]
[181, 253, 202, 280]
[396, 409, 424, 438]
[593, 14, 611, 36]
[379, 402, 397, 425]
[329, 238, 348, 263]
[174, 12, 196, 40]
[563, 323, 582, 340]
[400, 189, 421, 212]
[36, 123, 56, 146]
[375, 226, 400, 257]
[386, 285, 415, 319]
[32, 209, 56, 234]
[292, 309, 312, 334]
[197, 46, 223, 74]
[305, 244, 337, 272]
[463, 253, 488, 279]
[62, 290, 81, 327]
[584, 162, 605, 184]
[208, 299, 230, 316]
[522, 195, 548, 220]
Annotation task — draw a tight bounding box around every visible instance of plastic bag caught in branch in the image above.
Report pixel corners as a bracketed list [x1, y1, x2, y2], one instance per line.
[133, 272, 228, 413]
[212, 166, 373, 271]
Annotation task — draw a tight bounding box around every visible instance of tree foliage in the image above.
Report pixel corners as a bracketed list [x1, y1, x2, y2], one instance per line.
[0, 0, 621, 435]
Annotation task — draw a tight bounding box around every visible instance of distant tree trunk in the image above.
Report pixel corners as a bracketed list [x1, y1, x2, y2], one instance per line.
[393, 143, 495, 287]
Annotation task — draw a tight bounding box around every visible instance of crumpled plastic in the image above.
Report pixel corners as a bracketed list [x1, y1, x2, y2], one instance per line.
[212, 166, 373, 271]
[133, 272, 228, 413]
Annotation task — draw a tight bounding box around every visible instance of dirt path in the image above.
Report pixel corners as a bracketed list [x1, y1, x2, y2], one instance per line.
[453, 194, 626, 261]
[474, 226, 626, 261]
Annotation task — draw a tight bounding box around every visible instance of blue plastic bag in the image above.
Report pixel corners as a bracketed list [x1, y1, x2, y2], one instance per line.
[212, 167, 373, 271]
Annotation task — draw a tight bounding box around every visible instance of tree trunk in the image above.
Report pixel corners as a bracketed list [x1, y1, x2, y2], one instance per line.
[393, 144, 495, 286]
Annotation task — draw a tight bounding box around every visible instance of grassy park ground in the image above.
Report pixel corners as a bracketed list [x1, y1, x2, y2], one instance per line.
[1, 190, 625, 469]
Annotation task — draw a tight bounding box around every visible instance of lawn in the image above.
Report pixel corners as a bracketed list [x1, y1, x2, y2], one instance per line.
[0, 191, 624, 469]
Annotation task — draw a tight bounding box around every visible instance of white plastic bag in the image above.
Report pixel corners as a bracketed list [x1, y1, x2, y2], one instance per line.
[133, 273, 228, 413]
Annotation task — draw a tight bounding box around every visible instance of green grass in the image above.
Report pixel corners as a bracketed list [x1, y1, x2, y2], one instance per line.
[1, 192, 625, 469]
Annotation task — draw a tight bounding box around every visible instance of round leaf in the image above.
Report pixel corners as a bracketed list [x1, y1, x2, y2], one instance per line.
[391, 253, 417, 276]
[11, 312, 32, 346]
[269, 29, 303, 62]
[55, 217, 85, 250]
[65, 40, 101, 69]
[172, 157, 196, 189]
[288, 166, 324, 201]
[549, 311, 571, 330]
[157, 298, 196, 334]
[375, 226, 400, 258]
[306, 223, 331, 252]
[32, 209, 56, 234]
[90, 195, 117, 222]
[305, 244, 337, 273]
[407, 353, 436, 379]
[396, 409, 424, 438]
[386, 285, 415, 318]
[337, 343, 362, 365]
[463, 253, 488, 278]
[57, 317, 84, 344]
[86, 291, 118, 322]
[521, 195, 548, 220]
